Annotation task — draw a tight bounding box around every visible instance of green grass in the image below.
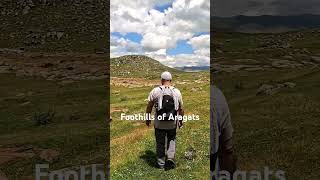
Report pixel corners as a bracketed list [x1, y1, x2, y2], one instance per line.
[0, 74, 108, 178]
[214, 68, 320, 179]
[110, 71, 210, 179]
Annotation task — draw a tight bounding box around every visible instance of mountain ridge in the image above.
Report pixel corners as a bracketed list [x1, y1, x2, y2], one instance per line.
[213, 14, 320, 33]
[111, 55, 180, 79]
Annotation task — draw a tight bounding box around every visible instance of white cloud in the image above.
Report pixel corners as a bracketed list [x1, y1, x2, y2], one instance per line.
[146, 52, 210, 68]
[110, 35, 142, 57]
[188, 34, 210, 49]
[168, 0, 210, 33]
[188, 34, 210, 57]
[111, 0, 210, 67]
[141, 32, 175, 51]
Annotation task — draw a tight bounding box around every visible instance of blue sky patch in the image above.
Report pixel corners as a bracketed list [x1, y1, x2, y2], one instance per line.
[111, 32, 142, 43]
[154, 3, 172, 12]
[167, 40, 194, 55]
[124, 32, 142, 43]
[111, 32, 122, 38]
[193, 32, 210, 37]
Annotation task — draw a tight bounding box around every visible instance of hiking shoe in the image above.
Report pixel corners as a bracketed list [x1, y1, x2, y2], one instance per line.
[165, 159, 176, 170]
[158, 164, 165, 169]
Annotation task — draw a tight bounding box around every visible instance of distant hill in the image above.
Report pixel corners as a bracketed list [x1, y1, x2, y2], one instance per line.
[111, 55, 180, 79]
[174, 66, 210, 72]
[0, 0, 108, 53]
[213, 14, 320, 33]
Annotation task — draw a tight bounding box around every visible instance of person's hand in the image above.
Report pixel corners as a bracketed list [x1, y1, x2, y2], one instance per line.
[178, 120, 183, 128]
[146, 120, 151, 127]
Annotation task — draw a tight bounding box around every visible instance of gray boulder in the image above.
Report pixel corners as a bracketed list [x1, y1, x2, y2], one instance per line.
[184, 147, 196, 160]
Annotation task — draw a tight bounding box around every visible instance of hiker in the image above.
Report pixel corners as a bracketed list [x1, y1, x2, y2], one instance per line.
[146, 71, 184, 170]
[211, 85, 236, 179]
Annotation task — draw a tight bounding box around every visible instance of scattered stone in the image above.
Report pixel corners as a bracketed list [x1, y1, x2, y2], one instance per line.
[39, 149, 60, 163]
[184, 147, 196, 160]
[191, 88, 197, 92]
[191, 87, 202, 92]
[112, 90, 120, 95]
[271, 60, 291, 68]
[216, 49, 223, 53]
[257, 82, 296, 96]
[111, 107, 128, 113]
[20, 101, 31, 106]
[22, 6, 31, 15]
[271, 59, 302, 68]
[0, 48, 24, 54]
[301, 61, 315, 65]
[283, 55, 293, 59]
[311, 56, 320, 63]
[56, 32, 64, 40]
[283, 82, 296, 88]
[257, 84, 278, 96]
[16, 93, 25, 97]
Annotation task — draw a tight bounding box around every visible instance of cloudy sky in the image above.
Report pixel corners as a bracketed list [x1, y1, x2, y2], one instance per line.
[111, 0, 210, 67]
[214, 0, 320, 17]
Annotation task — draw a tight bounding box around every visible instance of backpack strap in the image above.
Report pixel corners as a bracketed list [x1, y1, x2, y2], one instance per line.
[157, 86, 164, 111]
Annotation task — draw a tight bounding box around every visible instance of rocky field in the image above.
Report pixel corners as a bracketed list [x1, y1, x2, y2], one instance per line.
[213, 30, 320, 179]
[0, 0, 108, 53]
[212, 29, 320, 73]
[0, 50, 108, 82]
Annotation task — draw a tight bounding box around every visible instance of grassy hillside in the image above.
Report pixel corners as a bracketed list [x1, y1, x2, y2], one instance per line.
[110, 55, 210, 179]
[111, 55, 180, 79]
[213, 29, 320, 60]
[0, 73, 108, 179]
[213, 30, 320, 179]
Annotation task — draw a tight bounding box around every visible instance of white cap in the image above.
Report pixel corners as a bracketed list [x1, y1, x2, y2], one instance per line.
[161, 71, 172, 80]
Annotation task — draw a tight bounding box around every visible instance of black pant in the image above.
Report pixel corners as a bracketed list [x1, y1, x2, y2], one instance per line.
[155, 128, 176, 161]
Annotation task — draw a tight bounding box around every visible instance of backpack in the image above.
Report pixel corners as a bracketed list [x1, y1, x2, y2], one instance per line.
[156, 86, 178, 121]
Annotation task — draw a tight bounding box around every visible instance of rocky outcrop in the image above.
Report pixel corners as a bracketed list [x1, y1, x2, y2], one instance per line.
[211, 56, 319, 73]
[256, 82, 296, 96]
